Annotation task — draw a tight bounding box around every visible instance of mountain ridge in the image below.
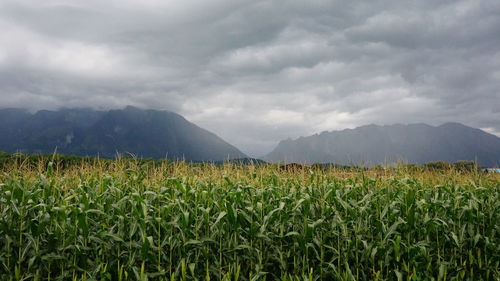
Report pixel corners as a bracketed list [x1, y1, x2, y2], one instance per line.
[264, 123, 500, 167]
[0, 106, 247, 161]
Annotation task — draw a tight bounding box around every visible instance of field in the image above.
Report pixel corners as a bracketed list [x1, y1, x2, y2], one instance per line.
[0, 156, 499, 280]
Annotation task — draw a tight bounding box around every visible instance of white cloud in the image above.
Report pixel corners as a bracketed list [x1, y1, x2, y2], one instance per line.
[0, 20, 162, 79]
[481, 127, 500, 137]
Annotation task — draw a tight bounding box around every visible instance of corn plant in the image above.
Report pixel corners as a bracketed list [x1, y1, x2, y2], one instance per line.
[0, 159, 499, 280]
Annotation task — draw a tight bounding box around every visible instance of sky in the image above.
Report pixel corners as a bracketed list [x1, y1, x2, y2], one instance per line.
[0, 0, 499, 157]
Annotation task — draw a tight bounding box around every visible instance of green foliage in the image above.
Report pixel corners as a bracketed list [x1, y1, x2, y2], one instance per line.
[423, 161, 452, 171]
[423, 160, 481, 173]
[452, 160, 478, 173]
[0, 156, 499, 280]
[0, 152, 171, 170]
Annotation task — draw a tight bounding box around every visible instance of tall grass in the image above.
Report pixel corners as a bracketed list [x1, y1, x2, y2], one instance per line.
[0, 159, 499, 280]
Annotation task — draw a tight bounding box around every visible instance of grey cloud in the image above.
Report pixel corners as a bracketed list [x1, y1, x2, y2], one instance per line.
[0, 0, 499, 156]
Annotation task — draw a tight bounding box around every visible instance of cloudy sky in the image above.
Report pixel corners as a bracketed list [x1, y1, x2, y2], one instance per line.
[0, 0, 499, 156]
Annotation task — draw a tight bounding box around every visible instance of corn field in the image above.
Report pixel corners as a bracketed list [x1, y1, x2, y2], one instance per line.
[0, 159, 499, 280]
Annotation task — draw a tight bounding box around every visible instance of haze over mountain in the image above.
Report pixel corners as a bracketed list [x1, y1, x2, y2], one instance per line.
[264, 123, 500, 167]
[0, 107, 247, 161]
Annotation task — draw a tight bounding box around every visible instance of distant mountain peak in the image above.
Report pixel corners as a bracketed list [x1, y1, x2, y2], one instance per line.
[438, 122, 468, 128]
[0, 107, 247, 161]
[264, 123, 500, 167]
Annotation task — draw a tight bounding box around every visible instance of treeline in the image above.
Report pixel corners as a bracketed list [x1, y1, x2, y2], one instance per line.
[0, 151, 484, 172]
[0, 151, 170, 170]
[421, 160, 480, 172]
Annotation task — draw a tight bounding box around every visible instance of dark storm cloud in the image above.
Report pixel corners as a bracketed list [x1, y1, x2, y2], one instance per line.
[0, 0, 499, 156]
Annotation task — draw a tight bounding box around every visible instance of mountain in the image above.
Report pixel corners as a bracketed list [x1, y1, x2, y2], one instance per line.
[214, 158, 268, 165]
[264, 123, 500, 167]
[0, 106, 247, 161]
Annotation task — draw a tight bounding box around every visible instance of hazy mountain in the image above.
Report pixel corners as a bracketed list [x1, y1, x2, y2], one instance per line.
[0, 106, 246, 161]
[264, 123, 500, 167]
[214, 158, 268, 165]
